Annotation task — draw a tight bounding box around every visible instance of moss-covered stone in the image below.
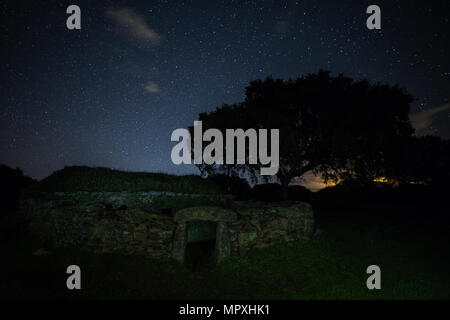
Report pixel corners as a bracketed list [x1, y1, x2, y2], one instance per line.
[20, 192, 314, 264]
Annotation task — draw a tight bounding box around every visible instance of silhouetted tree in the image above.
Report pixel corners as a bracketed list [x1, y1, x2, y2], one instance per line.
[194, 71, 414, 200]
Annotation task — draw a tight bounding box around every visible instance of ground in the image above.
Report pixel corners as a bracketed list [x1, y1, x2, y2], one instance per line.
[1, 201, 448, 299]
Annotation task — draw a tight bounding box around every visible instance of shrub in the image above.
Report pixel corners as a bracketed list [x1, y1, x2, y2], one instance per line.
[207, 174, 251, 200]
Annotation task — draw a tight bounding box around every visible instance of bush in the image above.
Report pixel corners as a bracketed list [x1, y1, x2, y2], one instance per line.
[207, 174, 251, 200]
[250, 183, 313, 202]
[0, 164, 35, 240]
[288, 185, 312, 202]
[249, 183, 280, 202]
[0, 164, 35, 212]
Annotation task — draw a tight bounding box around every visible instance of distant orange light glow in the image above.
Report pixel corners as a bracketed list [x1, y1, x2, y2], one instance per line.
[292, 171, 337, 192]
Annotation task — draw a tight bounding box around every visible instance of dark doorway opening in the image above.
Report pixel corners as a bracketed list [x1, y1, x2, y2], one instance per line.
[185, 220, 217, 271]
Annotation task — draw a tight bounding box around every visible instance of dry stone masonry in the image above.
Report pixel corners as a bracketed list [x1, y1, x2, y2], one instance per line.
[20, 191, 314, 263]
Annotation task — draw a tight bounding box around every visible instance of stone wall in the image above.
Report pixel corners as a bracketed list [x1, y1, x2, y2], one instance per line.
[229, 202, 314, 255]
[22, 198, 177, 257]
[21, 190, 232, 212]
[20, 192, 314, 263]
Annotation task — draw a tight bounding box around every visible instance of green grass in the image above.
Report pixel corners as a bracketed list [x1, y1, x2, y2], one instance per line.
[1, 203, 448, 299]
[28, 166, 224, 194]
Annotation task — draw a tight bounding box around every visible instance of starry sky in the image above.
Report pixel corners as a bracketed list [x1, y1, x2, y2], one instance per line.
[1, 0, 449, 189]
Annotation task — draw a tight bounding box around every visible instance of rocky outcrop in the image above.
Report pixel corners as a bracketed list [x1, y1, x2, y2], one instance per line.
[20, 192, 314, 263]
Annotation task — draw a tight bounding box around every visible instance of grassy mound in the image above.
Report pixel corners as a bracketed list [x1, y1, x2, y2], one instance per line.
[29, 166, 224, 194]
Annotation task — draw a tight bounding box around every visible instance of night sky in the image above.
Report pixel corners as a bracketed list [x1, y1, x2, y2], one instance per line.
[1, 0, 449, 188]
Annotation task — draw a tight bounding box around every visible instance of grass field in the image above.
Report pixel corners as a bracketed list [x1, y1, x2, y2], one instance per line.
[1, 202, 448, 300]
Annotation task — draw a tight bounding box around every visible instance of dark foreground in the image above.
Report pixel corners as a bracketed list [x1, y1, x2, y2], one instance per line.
[1, 199, 448, 300]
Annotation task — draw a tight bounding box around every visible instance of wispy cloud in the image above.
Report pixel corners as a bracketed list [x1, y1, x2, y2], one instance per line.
[410, 103, 450, 135]
[107, 8, 161, 45]
[145, 81, 160, 93]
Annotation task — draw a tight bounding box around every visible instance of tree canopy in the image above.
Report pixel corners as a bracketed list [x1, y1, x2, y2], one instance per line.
[193, 70, 420, 199]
